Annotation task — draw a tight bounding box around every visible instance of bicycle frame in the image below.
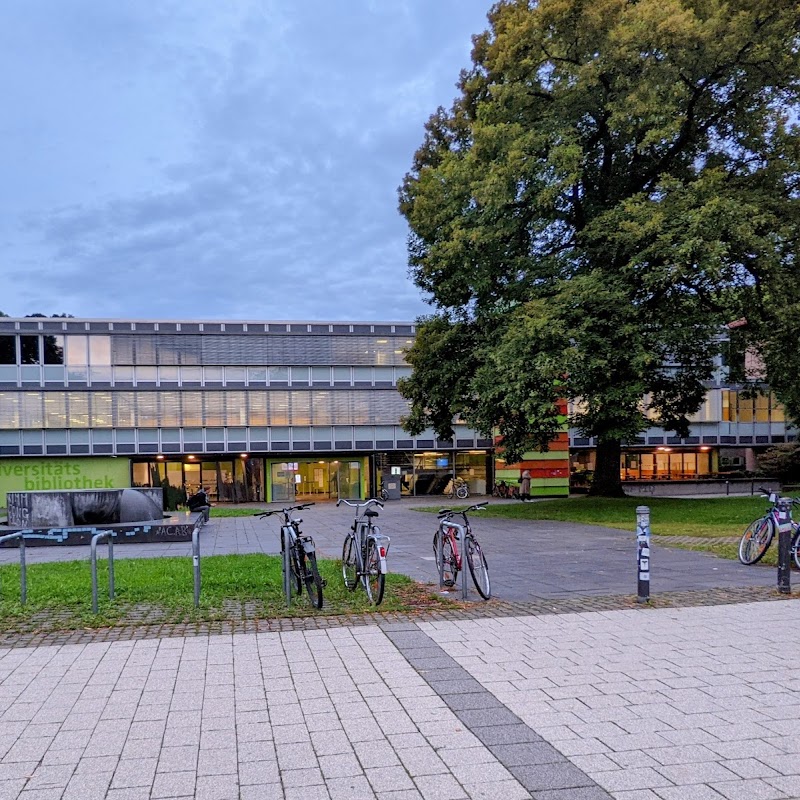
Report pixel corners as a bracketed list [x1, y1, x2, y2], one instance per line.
[338, 499, 391, 589]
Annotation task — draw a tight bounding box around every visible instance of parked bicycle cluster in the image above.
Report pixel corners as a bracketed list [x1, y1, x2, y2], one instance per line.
[738, 487, 800, 569]
[252, 498, 493, 609]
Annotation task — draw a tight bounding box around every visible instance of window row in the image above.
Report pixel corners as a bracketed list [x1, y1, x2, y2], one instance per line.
[0, 363, 413, 387]
[0, 335, 111, 366]
[0, 390, 412, 429]
[721, 390, 786, 423]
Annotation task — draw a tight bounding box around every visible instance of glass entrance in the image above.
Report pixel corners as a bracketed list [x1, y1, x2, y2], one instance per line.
[268, 458, 362, 502]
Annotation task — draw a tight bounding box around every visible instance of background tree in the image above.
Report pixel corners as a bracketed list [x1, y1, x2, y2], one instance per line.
[398, 0, 800, 496]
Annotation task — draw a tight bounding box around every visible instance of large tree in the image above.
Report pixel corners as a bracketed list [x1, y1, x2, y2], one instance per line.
[398, 0, 800, 496]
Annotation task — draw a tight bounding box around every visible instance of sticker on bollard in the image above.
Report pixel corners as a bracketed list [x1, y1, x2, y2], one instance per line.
[636, 505, 651, 603]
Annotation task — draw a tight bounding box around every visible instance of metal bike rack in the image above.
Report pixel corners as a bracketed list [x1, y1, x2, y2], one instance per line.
[282, 527, 292, 607]
[0, 532, 27, 606]
[192, 516, 205, 608]
[90, 531, 116, 613]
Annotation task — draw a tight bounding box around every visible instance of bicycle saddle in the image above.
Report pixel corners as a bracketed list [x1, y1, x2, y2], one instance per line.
[365, 509, 380, 518]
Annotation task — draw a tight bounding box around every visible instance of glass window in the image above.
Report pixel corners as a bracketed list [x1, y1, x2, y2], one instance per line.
[116, 429, 135, 444]
[226, 392, 248, 426]
[737, 393, 754, 423]
[269, 392, 290, 425]
[43, 335, 64, 364]
[114, 366, 134, 383]
[225, 367, 246, 383]
[160, 392, 181, 427]
[138, 428, 158, 444]
[181, 366, 202, 383]
[20, 365, 41, 384]
[43, 393, 66, 428]
[354, 367, 372, 384]
[159, 366, 179, 383]
[204, 366, 223, 383]
[66, 336, 88, 365]
[183, 428, 202, 443]
[89, 366, 112, 384]
[312, 426, 332, 442]
[92, 429, 112, 443]
[136, 366, 157, 384]
[206, 427, 224, 442]
[333, 366, 351, 384]
[292, 427, 311, 442]
[268, 366, 288, 385]
[204, 394, 224, 426]
[395, 366, 412, 381]
[0, 393, 20, 427]
[182, 392, 203, 426]
[68, 393, 89, 427]
[312, 367, 330, 384]
[374, 367, 393, 384]
[69, 428, 90, 443]
[271, 426, 290, 442]
[43, 365, 65, 383]
[20, 336, 40, 365]
[89, 336, 111, 366]
[291, 393, 311, 425]
[114, 393, 136, 427]
[0, 365, 16, 382]
[161, 427, 180, 443]
[0, 336, 15, 365]
[91, 392, 113, 427]
[248, 393, 267, 426]
[290, 367, 310, 385]
[248, 367, 267, 384]
[755, 393, 769, 423]
[721, 390, 731, 422]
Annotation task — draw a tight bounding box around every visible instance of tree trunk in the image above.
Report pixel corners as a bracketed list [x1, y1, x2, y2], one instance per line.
[588, 437, 626, 497]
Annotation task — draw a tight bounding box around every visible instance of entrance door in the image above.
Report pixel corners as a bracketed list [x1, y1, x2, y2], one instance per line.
[335, 460, 362, 500]
[270, 462, 297, 503]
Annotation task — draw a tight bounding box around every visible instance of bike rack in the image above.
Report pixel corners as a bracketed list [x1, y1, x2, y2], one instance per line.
[192, 516, 205, 608]
[90, 531, 116, 613]
[0, 532, 27, 606]
[282, 527, 292, 607]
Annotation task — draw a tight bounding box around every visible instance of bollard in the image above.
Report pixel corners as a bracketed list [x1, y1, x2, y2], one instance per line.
[192, 522, 202, 608]
[90, 531, 116, 613]
[282, 528, 292, 607]
[776, 498, 792, 594]
[636, 506, 651, 603]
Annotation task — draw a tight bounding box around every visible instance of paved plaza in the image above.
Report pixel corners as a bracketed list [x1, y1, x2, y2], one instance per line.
[1, 600, 799, 800]
[2, 498, 798, 798]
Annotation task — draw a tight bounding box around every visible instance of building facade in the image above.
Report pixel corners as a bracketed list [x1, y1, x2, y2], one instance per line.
[0, 317, 506, 506]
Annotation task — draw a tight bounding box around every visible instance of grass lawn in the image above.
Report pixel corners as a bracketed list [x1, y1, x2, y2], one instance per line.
[418, 495, 777, 563]
[0, 554, 455, 633]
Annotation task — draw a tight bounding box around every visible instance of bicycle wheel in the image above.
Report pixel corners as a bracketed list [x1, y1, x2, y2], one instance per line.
[792, 530, 800, 571]
[342, 533, 358, 590]
[300, 550, 324, 609]
[432, 530, 457, 587]
[456, 484, 469, 500]
[738, 516, 775, 565]
[466, 535, 491, 599]
[364, 540, 386, 605]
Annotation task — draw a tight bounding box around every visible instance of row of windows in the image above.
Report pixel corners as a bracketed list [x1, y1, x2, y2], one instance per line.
[0, 363, 414, 388]
[0, 334, 414, 367]
[721, 390, 786, 423]
[0, 425, 484, 454]
[0, 335, 110, 366]
[0, 390, 412, 429]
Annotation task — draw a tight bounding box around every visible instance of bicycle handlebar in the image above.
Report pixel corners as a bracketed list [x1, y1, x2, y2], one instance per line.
[438, 502, 488, 520]
[336, 498, 384, 510]
[254, 503, 315, 519]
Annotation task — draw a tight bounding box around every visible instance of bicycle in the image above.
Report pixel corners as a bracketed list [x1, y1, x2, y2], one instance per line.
[379, 481, 389, 502]
[433, 502, 491, 599]
[254, 504, 325, 608]
[337, 498, 390, 605]
[491, 480, 519, 500]
[738, 488, 800, 567]
[445, 477, 470, 500]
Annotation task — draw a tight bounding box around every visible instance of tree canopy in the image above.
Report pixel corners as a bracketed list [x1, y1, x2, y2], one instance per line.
[398, 0, 800, 495]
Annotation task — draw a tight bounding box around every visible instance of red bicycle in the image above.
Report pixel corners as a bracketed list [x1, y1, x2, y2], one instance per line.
[432, 502, 491, 599]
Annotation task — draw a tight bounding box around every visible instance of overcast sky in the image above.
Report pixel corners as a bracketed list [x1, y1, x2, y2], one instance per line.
[0, 0, 492, 322]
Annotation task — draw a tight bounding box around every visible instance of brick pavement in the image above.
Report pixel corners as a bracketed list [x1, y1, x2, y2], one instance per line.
[2, 599, 800, 799]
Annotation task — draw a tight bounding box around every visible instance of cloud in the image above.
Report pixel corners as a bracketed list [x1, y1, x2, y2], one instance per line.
[0, 0, 491, 321]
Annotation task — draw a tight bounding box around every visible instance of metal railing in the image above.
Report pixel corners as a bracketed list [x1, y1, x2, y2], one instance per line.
[90, 531, 116, 613]
[0, 532, 27, 605]
[192, 515, 205, 608]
